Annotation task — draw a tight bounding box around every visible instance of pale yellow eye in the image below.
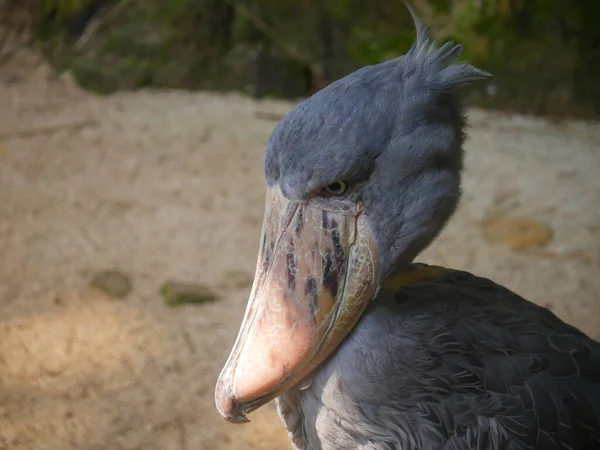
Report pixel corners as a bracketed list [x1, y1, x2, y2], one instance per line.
[323, 181, 348, 196]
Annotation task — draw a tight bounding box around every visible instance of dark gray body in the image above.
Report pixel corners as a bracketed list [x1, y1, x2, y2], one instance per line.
[277, 266, 600, 450]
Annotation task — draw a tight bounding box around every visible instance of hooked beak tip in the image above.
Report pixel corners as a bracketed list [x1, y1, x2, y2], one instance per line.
[215, 377, 251, 424]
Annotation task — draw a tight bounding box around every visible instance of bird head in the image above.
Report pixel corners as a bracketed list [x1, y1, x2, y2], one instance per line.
[215, 3, 491, 423]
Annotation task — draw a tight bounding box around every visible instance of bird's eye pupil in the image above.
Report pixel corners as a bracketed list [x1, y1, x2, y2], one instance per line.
[324, 181, 347, 196]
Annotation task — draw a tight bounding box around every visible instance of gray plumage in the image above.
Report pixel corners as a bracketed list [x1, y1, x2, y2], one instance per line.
[260, 4, 600, 450]
[277, 267, 600, 449]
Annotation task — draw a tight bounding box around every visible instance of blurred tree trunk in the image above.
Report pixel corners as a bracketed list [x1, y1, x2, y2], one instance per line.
[315, 6, 334, 90]
[64, 0, 112, 41]
[573, 0, 600, 113]
[181, 0, 235, 87]
[251, 42, 271, 98]
[245, 3, 274, 98]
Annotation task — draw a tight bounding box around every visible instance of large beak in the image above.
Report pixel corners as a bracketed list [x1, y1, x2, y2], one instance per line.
[215, 186, 380, 423]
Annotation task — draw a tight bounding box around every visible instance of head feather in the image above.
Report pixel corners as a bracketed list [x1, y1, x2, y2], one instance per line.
[401, 1, 491, 90]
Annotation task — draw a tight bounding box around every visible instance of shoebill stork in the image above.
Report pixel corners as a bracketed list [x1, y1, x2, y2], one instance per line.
[215, 5, 600, 449]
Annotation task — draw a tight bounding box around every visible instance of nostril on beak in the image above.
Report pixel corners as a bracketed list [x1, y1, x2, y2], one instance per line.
[215, 376, 250, 424]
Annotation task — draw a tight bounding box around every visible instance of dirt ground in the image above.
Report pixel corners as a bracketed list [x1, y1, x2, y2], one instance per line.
[1, 50, 599, 450]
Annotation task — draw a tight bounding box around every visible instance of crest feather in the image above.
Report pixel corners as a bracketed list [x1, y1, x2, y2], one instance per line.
[402, 1, 492, 90]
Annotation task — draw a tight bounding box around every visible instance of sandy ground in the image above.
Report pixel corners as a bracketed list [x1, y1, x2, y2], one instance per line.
[0, 51, 599, 450]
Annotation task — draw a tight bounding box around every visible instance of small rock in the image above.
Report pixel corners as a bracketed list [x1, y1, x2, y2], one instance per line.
[480, 216, 553, 251]
[254, 110, 285, 122]
[564, 249, 593, 266]
[160, 281, 216, 306]
[220, 270, 253, 289]
[89, 270, 133, 299]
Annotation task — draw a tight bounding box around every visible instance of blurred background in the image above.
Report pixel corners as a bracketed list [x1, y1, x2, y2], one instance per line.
[0, 1, 599, 449]
[5, 0, 600, 116]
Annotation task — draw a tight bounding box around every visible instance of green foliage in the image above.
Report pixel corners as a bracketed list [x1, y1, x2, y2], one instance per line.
[35, 0, 600, 117]
[39, 0, 97, 19]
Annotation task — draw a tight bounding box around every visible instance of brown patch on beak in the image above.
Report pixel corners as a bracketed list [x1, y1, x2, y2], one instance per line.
[215, 187, 379, 423]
